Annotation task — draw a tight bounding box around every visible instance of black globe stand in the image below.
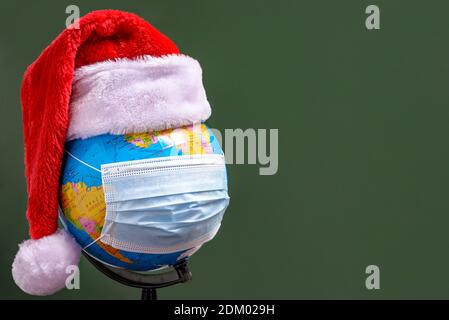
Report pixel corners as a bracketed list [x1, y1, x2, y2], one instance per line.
[141, 287, 158, 300]
[83, 252, 192, 300]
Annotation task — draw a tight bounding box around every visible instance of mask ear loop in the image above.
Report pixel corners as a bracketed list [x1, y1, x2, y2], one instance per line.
[64, 149, 102, 172]
[82, 234, 106, 250]
[81, 219, 115, 250]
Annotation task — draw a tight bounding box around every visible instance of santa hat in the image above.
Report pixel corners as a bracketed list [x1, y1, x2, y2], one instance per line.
[12, 10, 211, 295]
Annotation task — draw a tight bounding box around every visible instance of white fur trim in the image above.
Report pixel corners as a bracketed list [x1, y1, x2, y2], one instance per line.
[12, 229, 81, 296]
[67, 54, 211, 141]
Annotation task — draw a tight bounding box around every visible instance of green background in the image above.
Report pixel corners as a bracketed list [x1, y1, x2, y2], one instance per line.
[1, 0, 449, 299]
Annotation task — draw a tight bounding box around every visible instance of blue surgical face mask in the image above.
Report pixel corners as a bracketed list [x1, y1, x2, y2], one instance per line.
[100, 154, 230, 254]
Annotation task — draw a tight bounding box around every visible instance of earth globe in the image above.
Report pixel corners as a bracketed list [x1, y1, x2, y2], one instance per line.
[58, 124, 223, 271]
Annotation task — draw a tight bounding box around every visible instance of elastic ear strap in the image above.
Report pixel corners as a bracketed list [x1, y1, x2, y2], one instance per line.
[65, 149, 101, 172]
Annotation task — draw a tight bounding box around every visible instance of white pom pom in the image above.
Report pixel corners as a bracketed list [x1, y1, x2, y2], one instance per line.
[12, 229, 81, 296]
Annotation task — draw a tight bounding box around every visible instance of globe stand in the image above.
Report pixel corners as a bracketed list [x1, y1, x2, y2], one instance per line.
[82, 251, 192, 300]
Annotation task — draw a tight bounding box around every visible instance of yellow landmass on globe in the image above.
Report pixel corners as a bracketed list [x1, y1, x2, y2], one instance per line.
[125, 124, 213, 154]
[124, 132, 154, 148]
[59, 182, 132, 264]
[163, 124, 213, 154]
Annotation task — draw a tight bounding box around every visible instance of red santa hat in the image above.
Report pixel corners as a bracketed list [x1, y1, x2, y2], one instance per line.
[12, 10, 211, 295]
